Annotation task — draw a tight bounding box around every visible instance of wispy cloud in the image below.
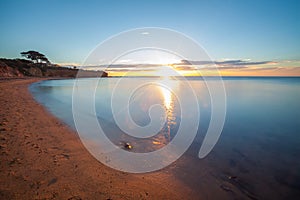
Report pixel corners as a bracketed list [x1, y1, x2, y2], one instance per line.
[177, 59, 276, 66]
[57, 62, 81, 67]
[67, 59, 300, 76]
[169, 59, 300, 76]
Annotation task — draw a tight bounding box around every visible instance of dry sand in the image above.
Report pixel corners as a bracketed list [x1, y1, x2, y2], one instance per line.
[0, 78, 192, 200]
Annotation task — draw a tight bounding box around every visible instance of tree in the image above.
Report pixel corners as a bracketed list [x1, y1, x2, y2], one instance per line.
[21, 50, 50, 64]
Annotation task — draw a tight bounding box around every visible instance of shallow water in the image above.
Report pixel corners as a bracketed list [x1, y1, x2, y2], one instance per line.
[30, 77, 300, 199]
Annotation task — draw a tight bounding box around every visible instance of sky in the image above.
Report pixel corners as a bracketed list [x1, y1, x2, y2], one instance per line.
[0, 0, 300, 76]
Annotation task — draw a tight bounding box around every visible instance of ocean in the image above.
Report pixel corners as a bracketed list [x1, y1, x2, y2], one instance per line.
[30, 77, 300, 199]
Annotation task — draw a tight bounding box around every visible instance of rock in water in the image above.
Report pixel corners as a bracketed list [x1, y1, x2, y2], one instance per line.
[124, 142, 132, 150]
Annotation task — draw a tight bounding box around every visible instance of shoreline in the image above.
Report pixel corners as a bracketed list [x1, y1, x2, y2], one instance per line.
[0, 78, 191, 199]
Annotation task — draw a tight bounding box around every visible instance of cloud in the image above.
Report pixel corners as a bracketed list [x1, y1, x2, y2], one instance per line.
[57, 62, 81, 66]
[173, 65, 197, 71]
[170, 59, 300, 76]
[82, 64, 164, 72]
[177, 59, 276, 66]
[242, 67, 281, 71]
[105, 67, 158, 72]
[73, 58, 300, 76]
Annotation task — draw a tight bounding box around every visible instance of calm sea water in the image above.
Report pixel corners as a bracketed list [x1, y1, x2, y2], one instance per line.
[30, 77, 300, 199]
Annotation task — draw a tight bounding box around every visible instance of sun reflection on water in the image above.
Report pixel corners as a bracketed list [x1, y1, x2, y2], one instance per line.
[158, 76, 178, 110]
[155, 77, 179, 145]
[118, 77, 180, 152]
[160, 86, 172, 109]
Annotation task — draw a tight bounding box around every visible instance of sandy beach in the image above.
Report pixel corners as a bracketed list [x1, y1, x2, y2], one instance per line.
[0, 78, 191, 200]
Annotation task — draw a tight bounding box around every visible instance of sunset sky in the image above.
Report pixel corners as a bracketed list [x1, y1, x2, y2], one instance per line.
[1, 0, 299, 76]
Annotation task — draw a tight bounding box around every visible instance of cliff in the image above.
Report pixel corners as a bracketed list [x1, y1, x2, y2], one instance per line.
[0, 58, 108, 78]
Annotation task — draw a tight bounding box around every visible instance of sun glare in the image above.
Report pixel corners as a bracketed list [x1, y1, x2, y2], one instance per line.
[155, 66, 179, 77]
[157, 72, 178, 110]
[160, 86, 172, 109]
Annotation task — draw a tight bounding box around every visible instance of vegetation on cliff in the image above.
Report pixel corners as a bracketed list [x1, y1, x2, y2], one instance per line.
[0, 58, 108, 78]
[21, 51, 50, 64]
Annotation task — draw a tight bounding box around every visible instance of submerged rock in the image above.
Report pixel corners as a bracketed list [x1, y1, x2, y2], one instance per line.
[124, 142, 132, 150]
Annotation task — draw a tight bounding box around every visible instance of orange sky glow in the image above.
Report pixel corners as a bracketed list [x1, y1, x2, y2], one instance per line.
[102, 60, 300, 77]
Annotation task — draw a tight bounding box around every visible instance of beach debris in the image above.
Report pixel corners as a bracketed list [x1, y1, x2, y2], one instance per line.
[228, 176, 237, 180]
[220, 184, 233, 192]
[61, 153, 70, 159]
[0, 135, 6, 141]
[9, 158, 22, 165]
[222, 174, 258, 200]
[47, 178, 57, 186]
[68, 196, 82, 200]
[124, 142, 133, 150]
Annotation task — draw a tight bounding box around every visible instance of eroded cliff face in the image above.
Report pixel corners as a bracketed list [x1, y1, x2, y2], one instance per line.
[0, 62, 24, 77]
[0, 59, 108, 78]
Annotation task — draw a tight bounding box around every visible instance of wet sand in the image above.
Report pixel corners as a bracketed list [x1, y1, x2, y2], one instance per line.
[0, 78, 192, 199]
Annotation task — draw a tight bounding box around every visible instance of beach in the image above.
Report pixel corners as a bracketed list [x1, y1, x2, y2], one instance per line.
[0, 78, 191, 200]
[1, 0, 300, 199]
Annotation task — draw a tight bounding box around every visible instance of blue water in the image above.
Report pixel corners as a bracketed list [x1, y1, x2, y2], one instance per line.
[30, 77, 300, 199]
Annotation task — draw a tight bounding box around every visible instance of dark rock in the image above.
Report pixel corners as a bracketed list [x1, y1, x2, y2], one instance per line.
[124, 142, 132, 150]
[47, 178, 57, 186]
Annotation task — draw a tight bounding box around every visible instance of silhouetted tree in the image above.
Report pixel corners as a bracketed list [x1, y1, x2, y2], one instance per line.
[21, 50, 50, 64]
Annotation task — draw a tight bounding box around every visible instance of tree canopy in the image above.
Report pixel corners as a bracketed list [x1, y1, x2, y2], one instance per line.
[20, 50, 50, 64]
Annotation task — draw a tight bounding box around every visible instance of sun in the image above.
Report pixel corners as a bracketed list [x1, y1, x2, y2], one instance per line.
[155, 66, 180, 77]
